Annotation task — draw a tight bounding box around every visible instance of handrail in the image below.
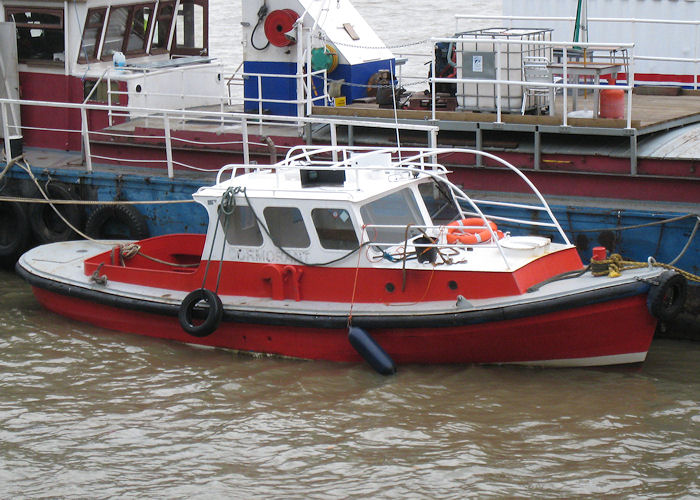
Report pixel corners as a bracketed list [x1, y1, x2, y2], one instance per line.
[0, 97, 438, 180]
[428, 36, 636, 127]
[455, 14, 699, 90]
[212, 146, 571, 271]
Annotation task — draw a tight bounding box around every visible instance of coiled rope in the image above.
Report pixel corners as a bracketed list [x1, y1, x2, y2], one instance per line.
[590, 253, 700, 283]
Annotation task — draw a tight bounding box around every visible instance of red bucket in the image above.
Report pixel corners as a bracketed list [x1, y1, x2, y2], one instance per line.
[599, 88, 625, 119]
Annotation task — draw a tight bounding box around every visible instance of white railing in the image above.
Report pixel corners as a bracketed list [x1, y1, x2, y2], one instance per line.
[0, 97, 438, 180]
[427, 36, 636, 128]
[455, 14, 700, 90]
[214, 146, 571, 271]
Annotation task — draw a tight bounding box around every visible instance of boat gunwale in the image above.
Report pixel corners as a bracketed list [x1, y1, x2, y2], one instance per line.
[16, 258, 656, 330]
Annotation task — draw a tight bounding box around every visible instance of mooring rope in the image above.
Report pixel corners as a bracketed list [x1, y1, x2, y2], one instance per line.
[4, 156, 198, 268]
[590, 253, 700, 282]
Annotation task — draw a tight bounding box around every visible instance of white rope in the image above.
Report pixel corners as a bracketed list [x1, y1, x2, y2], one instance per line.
[0, 195, 194, 205]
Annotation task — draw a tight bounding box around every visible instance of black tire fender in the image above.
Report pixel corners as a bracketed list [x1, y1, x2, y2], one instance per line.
[0, 200, 30, 260]
[647, 271, 687, 321]
[178, 288, 223, 337]
[85, 204, 150, 240]
[29, 183, 84, 243]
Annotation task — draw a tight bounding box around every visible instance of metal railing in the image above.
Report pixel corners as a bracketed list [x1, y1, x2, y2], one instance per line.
[455, 14, 699, 90]
[213, 146, 571, 271]
[0, 97, 438, 180]
[427, 36, 636, 128]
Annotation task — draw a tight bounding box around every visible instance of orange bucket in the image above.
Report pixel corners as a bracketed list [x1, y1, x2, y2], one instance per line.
[599, 88, 625, 119]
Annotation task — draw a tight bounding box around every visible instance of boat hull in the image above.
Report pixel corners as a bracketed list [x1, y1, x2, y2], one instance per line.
[28, 281, 657, 368]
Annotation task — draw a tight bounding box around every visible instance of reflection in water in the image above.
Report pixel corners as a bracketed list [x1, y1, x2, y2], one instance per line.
[1, 269, 699, 497]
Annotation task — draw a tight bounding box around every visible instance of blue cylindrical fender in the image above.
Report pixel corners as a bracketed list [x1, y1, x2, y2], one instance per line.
[348, 326, 396, 375]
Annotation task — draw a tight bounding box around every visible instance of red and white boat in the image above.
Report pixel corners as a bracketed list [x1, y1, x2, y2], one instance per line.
[16, 147, 687, 373]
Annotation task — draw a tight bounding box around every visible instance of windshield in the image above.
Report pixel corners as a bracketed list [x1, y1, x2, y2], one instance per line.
[360, 187, 426, 243]
[418, 179, 460, 225]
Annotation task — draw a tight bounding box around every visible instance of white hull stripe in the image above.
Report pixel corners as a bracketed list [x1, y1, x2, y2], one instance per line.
[504, 351, 647, 367]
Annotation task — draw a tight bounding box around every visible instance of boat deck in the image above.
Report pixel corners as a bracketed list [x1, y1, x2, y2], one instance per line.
[312, 89, 700, 137]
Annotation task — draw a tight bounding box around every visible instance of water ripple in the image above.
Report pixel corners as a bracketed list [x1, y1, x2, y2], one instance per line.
[2, 270, 700, 498]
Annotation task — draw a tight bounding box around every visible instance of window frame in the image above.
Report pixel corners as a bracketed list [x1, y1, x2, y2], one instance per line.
[150, 0, 176, 54]
[359, 187, 427, 244]
[311, 207, 359, 251]
[222, 205, 264, 247]
[172, 0, 208, 56]
[99, 2, 156, 62]
[263, 206, 311, 249]
[78, 7, 107, 63]
[6, 7, 65, 64]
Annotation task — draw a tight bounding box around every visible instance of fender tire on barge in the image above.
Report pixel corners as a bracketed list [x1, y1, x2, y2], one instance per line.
[0, 200, 30, 261]
[29, 183, 84, 243]
[85, 205, 150, 240]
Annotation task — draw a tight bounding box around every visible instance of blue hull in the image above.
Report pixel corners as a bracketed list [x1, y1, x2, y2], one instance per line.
[3, 165, 697, 275]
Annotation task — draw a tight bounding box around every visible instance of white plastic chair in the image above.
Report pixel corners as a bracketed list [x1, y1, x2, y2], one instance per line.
[521, 56, 555, 115]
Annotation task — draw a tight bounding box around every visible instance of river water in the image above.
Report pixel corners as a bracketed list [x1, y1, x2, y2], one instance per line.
[2, 268, 700, 498]
[3, 0, 700, 498]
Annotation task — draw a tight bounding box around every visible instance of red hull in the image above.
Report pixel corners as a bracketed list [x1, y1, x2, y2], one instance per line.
[32, 287, 657, 366]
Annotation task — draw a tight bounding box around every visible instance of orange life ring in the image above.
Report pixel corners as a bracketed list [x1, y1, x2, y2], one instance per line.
[446, 218, 501, 245]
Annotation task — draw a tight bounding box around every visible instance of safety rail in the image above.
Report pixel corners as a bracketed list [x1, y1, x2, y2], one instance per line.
[455, 14, 700, 90]
[213, 146, 570, 271]
[0, 98, 439, 181]
[427, 37, 636, 128]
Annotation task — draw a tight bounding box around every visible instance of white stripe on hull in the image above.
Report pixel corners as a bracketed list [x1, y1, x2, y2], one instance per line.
[505, 351, 647, 367]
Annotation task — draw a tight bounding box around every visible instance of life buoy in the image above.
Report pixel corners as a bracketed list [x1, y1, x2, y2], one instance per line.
[446, 218, 501, 245]
[264, 9, 299, 47]
[85, 204, 150, 240]
[29, 183, 84, 243]
[179, 288, 223, 337]
[647, 271, 687, 322]
[0, 200, 30, 262]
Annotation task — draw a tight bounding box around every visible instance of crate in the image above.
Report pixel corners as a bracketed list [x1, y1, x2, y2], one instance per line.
[455, 27, 552, 113]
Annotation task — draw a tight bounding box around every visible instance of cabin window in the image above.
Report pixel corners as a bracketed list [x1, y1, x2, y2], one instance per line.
[151, 1, 176, 52]
[101, 3, 156, 61]
[125, 5, 153, 53]
[223, 205, 263, 247]
[311, 208, 359, 250]
[83, 80, 120, 104]
[419, 181, 460, 225]
[263, 207, 310, 248]
[360, 188, 425, 243]
[173, 0, 208, 56]
[7, 8, 64, 63]
[78, 8, 107, 62]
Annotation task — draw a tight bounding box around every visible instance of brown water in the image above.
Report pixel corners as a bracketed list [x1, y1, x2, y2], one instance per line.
[1, 268, 699, 498]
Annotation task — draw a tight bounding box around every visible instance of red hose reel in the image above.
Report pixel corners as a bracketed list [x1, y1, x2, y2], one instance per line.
[263, 9, 300, 47]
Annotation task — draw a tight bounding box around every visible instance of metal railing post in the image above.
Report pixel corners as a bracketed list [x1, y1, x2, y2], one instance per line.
[164, 114, 174, 179]
[562, 46, 569, 127]
[431, 56, 437, 121]
[1, 102, 11, 159]
[695, 22, 699, 90]
[627, 47, 635, 129]
[303, 26, 312, 117]
[242, 117, 250, 166]
[107, 75, 114, 126]
[495, 42, 502, 123]
[80, 107, 93, 172]
[330, 123, 338, 161]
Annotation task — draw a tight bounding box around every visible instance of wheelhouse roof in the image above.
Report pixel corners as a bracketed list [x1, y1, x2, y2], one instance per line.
[194, 165, 436, 204]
